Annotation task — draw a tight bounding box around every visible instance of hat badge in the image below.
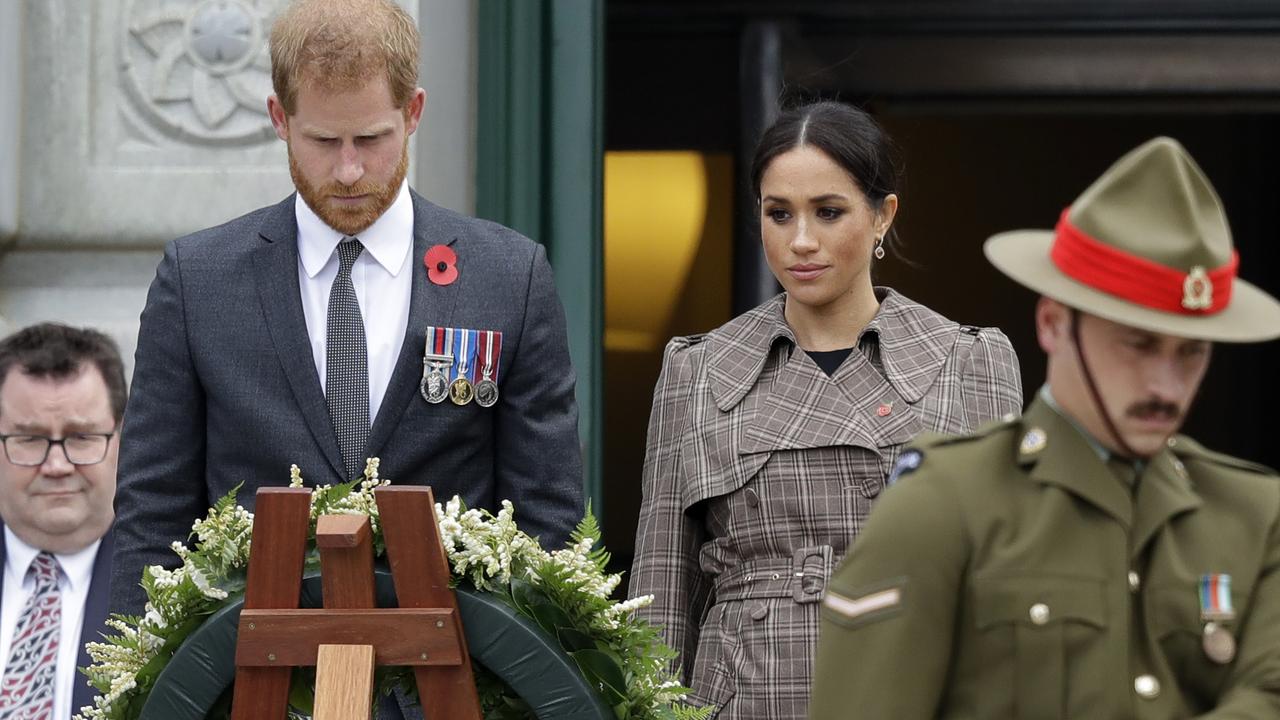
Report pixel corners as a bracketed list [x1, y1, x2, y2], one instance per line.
[1182, 266, 1213, 311]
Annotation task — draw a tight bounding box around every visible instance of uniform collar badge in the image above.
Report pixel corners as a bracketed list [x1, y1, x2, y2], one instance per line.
[1019, 427, 1048, 456]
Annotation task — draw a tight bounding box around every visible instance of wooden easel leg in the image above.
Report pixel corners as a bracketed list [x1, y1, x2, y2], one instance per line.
[376, 487, 483, 720]
[232, 488, 312, 720]
[314, 644, 375, 720]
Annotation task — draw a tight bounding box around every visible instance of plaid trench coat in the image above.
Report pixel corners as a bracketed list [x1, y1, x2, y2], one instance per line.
[629, 290, 1023, 719]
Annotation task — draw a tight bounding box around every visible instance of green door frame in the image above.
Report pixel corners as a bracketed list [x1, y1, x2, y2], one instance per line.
[475, 0, 605, 520]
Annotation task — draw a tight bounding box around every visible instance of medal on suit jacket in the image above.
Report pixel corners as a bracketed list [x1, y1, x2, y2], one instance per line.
[420, 326, 454, 404]
[450, 328, 477, 406]
[1199, 574, 1237, 664]
[474, 330, 502, 408]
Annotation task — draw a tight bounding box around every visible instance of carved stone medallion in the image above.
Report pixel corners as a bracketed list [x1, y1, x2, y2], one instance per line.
[121, 0, 283, 146]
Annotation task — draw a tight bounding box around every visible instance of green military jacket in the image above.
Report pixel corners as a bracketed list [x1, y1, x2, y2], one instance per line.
[810, 397, 1280, 719]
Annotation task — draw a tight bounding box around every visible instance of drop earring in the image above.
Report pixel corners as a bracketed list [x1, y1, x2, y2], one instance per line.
[874, 236, 886, 260]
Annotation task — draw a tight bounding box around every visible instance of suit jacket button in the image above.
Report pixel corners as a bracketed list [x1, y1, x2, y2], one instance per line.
[1134, 675, 1161, 699]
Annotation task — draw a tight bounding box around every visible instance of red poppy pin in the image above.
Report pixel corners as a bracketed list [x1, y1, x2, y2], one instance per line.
[425, 244, 458, 286]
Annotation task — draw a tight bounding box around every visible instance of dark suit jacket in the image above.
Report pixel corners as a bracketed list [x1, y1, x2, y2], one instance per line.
[0, 525, 113, 718]
[110, 191, 584, 615]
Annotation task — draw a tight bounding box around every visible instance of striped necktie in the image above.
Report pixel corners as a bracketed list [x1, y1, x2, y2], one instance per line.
[0, 552, 61, 720]
[326, 237, 370, 481]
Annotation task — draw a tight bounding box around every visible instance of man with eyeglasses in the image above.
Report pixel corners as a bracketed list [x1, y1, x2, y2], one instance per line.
[0, 323, 125, 719]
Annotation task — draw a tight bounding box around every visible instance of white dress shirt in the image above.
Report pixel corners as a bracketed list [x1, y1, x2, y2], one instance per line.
[1, 527, 100, 720]
[296, 181, 414, 427]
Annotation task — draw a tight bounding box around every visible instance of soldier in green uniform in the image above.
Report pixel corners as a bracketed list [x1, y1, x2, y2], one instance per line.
[809, 137, 1280, 719]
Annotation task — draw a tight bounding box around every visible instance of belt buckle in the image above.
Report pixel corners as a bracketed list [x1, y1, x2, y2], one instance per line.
[791, 545, 832, 604]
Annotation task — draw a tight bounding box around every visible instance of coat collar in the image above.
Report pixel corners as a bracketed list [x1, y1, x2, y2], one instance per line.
[1017, 397, 1202, 552]
[706, 288, 958, 411]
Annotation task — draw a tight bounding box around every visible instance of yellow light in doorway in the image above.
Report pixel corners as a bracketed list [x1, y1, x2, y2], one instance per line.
[604, 151, 730, 353]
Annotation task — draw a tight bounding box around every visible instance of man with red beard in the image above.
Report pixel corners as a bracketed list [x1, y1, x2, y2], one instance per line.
[810, 137, 1280, 718]
[110, 0, 583, 638]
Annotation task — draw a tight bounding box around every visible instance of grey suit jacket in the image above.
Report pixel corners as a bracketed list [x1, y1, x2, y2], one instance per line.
[0, 524, 114, 718]
[110, 191, 584, 615]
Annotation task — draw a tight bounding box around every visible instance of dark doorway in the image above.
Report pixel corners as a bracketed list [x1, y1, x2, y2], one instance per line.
[604, 1, 1280, 582]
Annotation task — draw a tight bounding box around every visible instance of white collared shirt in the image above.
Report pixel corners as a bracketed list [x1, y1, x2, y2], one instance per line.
[296, 181, 414, 427]
[1, 527, 101, 720]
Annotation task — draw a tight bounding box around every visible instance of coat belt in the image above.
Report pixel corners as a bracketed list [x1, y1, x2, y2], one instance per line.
[713, 545, 836, 604]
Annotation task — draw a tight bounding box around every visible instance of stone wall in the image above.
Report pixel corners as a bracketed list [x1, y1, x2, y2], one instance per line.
[0, 0, 476, 378]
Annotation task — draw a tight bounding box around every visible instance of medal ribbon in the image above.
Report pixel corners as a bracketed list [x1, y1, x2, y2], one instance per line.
[1200, 574, 1233, 619]
[451, 328, 476, 382]
[479, 331, 503, 382]
[1051, 208, 1237, 315]
[432, 326, 445, 356]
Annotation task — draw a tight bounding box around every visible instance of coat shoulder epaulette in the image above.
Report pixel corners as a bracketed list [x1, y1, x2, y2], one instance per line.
[666, 333, 708, 353]
[1168, 435, 1279, 478]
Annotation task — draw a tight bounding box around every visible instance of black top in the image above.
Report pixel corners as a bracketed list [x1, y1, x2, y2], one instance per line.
[806, 347, 856, 377]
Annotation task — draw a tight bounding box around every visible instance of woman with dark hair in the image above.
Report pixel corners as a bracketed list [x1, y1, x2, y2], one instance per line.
[629, 101, 1024, 718]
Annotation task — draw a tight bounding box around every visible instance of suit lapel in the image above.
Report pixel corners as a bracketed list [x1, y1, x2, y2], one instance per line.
[367, 193, 461, 458]
[253, 196, 345, 480]
[73, 529, 114, 715]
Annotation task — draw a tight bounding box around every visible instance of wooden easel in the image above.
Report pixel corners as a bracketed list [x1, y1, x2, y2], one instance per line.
[228, 486, 482, 720]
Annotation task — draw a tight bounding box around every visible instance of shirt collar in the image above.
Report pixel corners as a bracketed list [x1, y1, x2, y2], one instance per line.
[295, 180, 413, 279]
[3, 526, 100, 593]
[1038, 384, 1145, 473]
[706, 288, 958, 411]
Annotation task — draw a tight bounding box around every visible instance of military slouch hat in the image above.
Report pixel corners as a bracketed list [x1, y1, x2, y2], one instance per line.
[984, 137, 1280, 342]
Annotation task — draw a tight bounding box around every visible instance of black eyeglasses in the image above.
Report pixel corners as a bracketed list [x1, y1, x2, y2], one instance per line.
[0, 432, 117, 467]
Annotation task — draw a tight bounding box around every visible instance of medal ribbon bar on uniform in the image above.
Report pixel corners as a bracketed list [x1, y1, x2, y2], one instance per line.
[1199, 574, 1234, 621]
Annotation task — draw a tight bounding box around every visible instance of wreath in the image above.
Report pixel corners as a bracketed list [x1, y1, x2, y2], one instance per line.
[76, 460, 710, 720]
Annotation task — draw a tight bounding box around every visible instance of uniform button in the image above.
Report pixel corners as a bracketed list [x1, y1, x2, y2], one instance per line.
[1128, 571, 1141, 593]
[1029, 603, 1050, 625]
[744, 488, 760, 508]
[1134, 675, 1160, 699]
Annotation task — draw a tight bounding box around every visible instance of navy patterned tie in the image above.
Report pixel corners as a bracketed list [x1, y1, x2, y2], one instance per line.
[0, 552, 61, 720]
[326, 238, 370, 481]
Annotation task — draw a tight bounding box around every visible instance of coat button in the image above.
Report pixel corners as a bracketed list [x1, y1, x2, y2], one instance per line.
[1134, 675, 1161, 699]
[1029, 603, 1050, 625]
[750, 601, 769, 621]
[1128, 571, 1141, 593]
[744, 488, 760, 508]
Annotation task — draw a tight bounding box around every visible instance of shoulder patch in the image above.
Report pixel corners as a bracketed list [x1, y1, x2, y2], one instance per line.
[1169, 435, 1279, 477]
[887, 449, 924, 486]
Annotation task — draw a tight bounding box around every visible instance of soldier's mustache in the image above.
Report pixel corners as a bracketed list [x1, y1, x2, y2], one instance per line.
[1126, 398, 1181, 420]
